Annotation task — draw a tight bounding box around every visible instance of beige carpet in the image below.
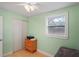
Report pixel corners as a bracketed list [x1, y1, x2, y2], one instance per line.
[7, 49, 47, 57]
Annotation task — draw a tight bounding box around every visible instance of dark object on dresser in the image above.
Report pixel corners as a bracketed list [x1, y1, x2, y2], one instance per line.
[27, 36, 34, 40]
[55, 47, 79, 57]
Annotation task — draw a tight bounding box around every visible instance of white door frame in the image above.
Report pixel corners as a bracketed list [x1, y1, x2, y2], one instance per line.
[0, 16, 3, 57]
[12, 19, 27, 52]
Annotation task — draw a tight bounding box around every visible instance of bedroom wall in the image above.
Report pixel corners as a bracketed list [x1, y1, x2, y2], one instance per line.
[28, 4, 79, 55]
[0, 9, 28, 54]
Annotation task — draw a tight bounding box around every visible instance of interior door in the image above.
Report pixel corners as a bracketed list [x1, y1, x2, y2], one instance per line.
[0, 16, 3, 57]
[13, 19, 27, 51]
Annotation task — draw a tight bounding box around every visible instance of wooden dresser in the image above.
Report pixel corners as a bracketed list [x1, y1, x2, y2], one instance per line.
[24, 39, 37, 53]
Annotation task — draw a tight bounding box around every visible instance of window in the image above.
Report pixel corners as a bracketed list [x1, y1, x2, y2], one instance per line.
[46, 12, 68, 39]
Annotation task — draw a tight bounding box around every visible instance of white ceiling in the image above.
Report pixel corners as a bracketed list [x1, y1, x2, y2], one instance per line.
[0, 2, 78, 17]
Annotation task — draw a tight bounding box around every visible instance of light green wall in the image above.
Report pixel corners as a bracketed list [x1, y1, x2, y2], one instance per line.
[28, 4, 79, 55]
[0, 4, 79, 56]
[0, 9, 27, 54]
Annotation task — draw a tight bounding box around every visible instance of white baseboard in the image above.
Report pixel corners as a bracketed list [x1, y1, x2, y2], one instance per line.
[37, 49, 54, 57]
[4, 51, 13, 57]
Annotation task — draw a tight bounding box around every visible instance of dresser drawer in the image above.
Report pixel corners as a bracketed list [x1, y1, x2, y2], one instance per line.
[24, 39, 37, 53]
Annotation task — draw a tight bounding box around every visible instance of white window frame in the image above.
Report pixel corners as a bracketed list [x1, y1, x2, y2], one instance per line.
[45, 12, 68, 39]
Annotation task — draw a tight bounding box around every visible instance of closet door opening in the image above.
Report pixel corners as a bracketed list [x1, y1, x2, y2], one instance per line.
[13, 19, 27, 52]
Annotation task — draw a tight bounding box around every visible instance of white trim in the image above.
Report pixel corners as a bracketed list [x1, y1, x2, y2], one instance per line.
[0, 16, 3, 57]
[37, 49, 54, 57]
[4, 51, 13, 57]
[45, 12, 68, 39]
